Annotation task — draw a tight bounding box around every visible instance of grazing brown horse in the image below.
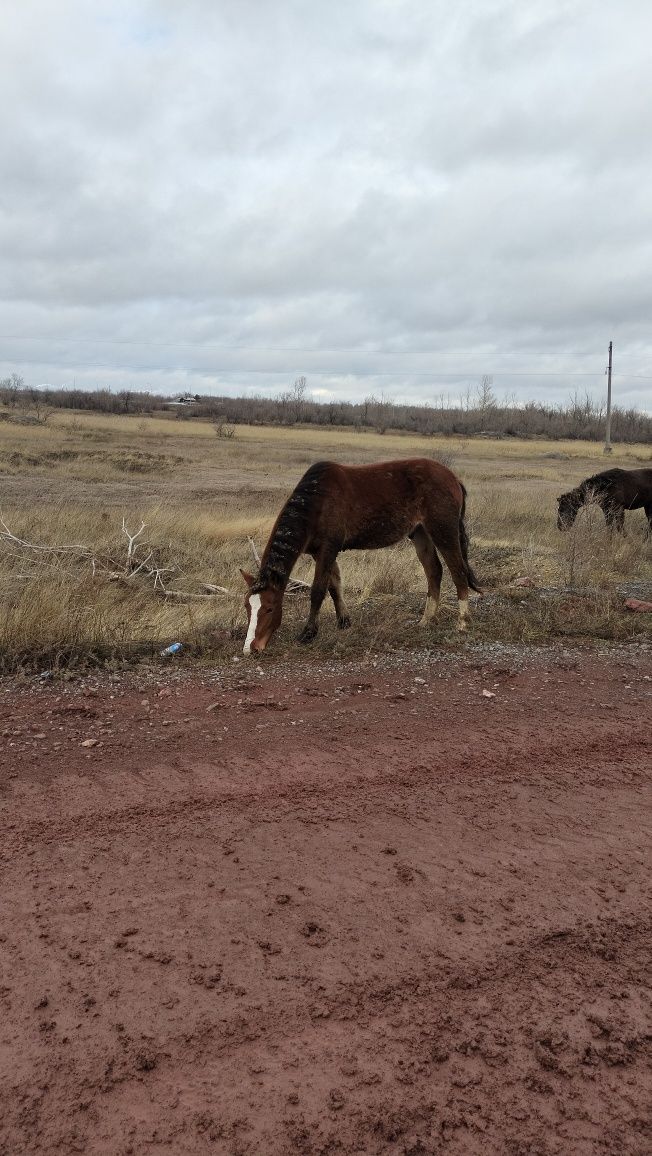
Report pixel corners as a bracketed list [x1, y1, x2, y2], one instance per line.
[557, 467, 652, 533]
[241, 458, 482, 654]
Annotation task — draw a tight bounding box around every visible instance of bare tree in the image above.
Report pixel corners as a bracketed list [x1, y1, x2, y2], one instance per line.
[290, 376, 308, 423]
[475, 374, 496, 430]
[366, 391, 393, 434]
[1, 376, 650, 444]
[0, 373, 24, 408]
[15, 387, 53, 424]
[278, 376, 309, 424]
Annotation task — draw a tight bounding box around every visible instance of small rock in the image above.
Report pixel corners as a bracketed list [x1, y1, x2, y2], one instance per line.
[481, 689, 496, 698]
[257, 939, 281, 954]
[396, 862, 415, 884]
[80, 738, 99, 748]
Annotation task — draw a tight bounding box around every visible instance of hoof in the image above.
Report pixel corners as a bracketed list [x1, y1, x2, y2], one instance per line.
[298, 625, 318, 644]
[337, 615, 352, 630]
[420, 598, 439, 626]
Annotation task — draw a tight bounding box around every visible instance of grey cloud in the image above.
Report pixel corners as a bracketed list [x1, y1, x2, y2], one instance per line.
[0, 0, 651, 410]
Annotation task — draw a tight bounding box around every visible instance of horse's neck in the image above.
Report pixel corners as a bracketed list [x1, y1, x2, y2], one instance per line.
[260, 516, 305, 588]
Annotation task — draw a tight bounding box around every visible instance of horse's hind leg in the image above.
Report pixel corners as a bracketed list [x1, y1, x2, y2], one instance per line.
[431, 534, 471, 630]
[644, 502, 652, 535]
[298, 547, 338, 643]
[410, 525, 443, 625]
[328, 560, 351, 628]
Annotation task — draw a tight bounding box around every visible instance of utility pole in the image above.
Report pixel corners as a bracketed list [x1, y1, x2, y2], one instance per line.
[603, 340, 613, 454]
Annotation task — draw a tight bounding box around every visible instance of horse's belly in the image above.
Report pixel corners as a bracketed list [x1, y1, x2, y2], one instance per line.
[342, 525, 407, 551]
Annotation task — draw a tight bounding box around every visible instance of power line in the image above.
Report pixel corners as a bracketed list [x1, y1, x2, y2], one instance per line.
[2, 332, 651, 376]
[0, 332, 613, 357]
[0, 359, 621, 378]
[3, 356, 652, 380]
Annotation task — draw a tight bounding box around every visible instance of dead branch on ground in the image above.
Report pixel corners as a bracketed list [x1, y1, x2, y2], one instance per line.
[0, 514, 231, 600]
[0, 515, 88, 553]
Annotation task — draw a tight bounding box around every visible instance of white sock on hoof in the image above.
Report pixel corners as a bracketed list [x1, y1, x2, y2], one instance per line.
[457, 597, 470, 631]
[420, 595, 439, 625]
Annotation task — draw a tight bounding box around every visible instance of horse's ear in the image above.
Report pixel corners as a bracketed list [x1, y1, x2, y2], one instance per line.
[240, 569, 255, 589]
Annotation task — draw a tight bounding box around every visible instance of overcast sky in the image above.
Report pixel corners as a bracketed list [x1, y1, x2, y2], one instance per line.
[1, 0, 652, 409]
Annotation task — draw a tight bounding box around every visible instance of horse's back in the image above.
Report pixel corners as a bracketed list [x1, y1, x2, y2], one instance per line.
[584, 466, 652, 508]
[321, 457, 460, 492]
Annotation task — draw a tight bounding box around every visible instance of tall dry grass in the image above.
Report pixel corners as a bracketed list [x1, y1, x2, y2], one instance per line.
[0, 409, 650, 669]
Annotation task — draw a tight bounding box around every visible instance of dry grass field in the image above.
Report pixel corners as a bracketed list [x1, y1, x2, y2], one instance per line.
[0, 408, 650, 669]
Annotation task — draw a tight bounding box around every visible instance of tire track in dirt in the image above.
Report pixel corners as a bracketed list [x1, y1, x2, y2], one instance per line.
[1, 706, 649, 857]
[0, 651, 650, 1154]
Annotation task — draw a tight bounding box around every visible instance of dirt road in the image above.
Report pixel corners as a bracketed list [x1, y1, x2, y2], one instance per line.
[1, 647, 650, 1155]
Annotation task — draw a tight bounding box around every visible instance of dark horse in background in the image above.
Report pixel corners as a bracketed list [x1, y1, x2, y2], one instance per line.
[557, 467, 652, 533]
[241, 458, 482, 654]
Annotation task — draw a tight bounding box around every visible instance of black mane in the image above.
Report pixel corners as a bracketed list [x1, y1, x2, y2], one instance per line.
[578, 468, 625, 497]
[254, 461, 330, 591]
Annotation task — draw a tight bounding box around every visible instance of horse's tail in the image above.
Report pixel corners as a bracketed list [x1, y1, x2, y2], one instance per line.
[459, 484, 483, 594]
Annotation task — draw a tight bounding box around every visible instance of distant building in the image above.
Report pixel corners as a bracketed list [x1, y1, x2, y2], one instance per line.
[166, 393, 199, 408]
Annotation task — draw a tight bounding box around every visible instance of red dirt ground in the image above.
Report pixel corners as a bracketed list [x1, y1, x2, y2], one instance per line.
[0, 647, 650, 1155]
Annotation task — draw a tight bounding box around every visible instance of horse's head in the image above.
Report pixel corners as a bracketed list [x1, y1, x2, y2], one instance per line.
[556, 489, 581, 530]
[240, 570, 283, 655]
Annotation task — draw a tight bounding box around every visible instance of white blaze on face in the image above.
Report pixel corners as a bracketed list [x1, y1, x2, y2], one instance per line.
[243, 593, 262, 655]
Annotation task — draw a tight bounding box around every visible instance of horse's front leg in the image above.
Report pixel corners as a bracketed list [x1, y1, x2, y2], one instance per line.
[604, 504, 625, 533]
[298, 549, 337, 643]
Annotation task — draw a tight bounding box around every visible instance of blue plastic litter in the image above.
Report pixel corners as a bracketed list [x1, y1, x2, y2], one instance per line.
[160, 642, 183, 657]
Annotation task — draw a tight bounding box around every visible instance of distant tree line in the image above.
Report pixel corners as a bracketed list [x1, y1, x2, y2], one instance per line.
[1, 374, 651, 444]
